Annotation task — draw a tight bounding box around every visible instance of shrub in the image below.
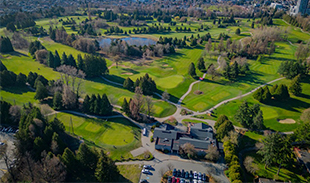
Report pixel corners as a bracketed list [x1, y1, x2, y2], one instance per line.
[229, 172, 241, 182]
[150, 136, 154, 142]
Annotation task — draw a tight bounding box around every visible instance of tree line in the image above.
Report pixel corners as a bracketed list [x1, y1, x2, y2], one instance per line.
[253, 84, 290, 103]
[123, 73, 157, 95]
[82, 94, 113, 116]
[0, 61, 27, 88]
[0, 37, 14, 53]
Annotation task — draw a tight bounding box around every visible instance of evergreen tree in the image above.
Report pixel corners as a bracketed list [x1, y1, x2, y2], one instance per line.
[216, 120, 234, 141]
[53, 91, 63, 110]
[223, 64, 232, 81]
[61, 147, 79, 180]
[122, 98, 130, 116]
[0, 61, 7, 71]
[289, 75, 302, 96]
[94, 94, 101, 115]
[262, 86, 271, 103]
[83, 95, 90, 113]
[100, 94, 113, 116]
[34, 81, 48, 101]
[197, 57, 206, 72]
[215, 114, 229, 130]
[236, 28, 241, 36]
[67, 54, 77, 67]
[188, 62, 196, 77]
[274, 84, 290, 100]
[123, 77, 134, 91]
[134, 78, 140, 88]
[95, 150, 119, 182]
[0, 37, 14, 53]
[61, 52, 68, 65]
[27, 71, 38, 88]
[270, 84, 278, 96]
[77, 54, 84, 71]
[89, 94, 97, 113]
[253, 110, 263, 129]
[16, 73, 27, 86]
[54, 50, 61, 68]
[6, 22, 16, 32]
[47, 51, 55, 68]
[234, 101, 251, 128]
[253, 87, 264, 102]
[231, 62, 239, 79]
[77, 143, 99, 172]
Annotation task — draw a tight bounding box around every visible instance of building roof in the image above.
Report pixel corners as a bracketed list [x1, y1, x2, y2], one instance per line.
[153, 129, 178, 140]
[297, 150, 310, 172]
[172, 139, 180, 151]
[156, 137, 173, 147]
[190, 123, 213, 140]
[179, 137, 211, 150]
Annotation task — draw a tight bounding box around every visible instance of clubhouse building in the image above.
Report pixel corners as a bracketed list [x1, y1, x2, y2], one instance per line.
[153, 123, 217, 154]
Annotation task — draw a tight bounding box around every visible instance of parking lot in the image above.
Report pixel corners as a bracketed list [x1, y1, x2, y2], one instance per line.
[139, 160, 228, 183]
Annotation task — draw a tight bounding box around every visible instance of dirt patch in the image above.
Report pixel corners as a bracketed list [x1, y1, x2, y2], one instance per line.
[166, 67, 174, 70]
[194, 90, 204, 95]
[278, 118, 296, 124]
[121, 72, 133, 75]
[163, 64, 169, 67]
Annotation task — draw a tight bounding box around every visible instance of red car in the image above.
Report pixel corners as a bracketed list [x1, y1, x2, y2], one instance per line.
[176, 178, 180, 183]
[172, 177, 176, 183]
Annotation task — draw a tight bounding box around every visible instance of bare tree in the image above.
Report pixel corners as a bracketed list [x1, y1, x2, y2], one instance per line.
[162, 90, 170, 101]
[35, 50, 48, 64]
[167, 162, 174, 171]
[130, 87, 145, 119]
[207, 64, 218, 80]
[205, 145, 220, 161]
[62, 86, 77, 109]
[144, 96, 153, 117]
[56, 65, 85, 97]
[243, 156, 259, 174]
[113, 55, 121, 68]
[9, 105, 21, 125]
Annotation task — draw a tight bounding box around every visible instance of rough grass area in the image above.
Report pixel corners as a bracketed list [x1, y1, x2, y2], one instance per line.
[49, 113, 141, 160]
[117, 164, 142, 183]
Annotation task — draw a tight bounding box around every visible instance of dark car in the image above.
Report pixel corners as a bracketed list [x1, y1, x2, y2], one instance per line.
[173, 169, 177, 176]
[140, 179, 148, 183]
[185, 171, 189, 179]
[202, 173, 206, 181]
[168, 176, 172, 183]
[181, 169, 185, 178]
[177, 169, 181, 177]
[189, 170, 193, 179]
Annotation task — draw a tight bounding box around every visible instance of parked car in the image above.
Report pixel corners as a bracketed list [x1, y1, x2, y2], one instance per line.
[189, 170, 193, 179]
[202, 173, 206, 181]
[173, 169, 177, 176]
[172, 176, 176, 183]
[167, 176, 172, 183]
[185, 171, 189, 179]
[176, 178, 180, 183]
[143, 165, 152, 169]
[177, 169, 181, 177]
[0, 142, 4, 145]
[198, 172, 202, 180]
[180, 178, 185, 183]
[142, 169, 149, 174]
[181, 169, 185, 178]
[140, 179, 148, 183]
[193, 171, 198, 179]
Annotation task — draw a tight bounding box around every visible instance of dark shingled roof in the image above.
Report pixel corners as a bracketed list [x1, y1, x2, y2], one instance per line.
[179, 137, 211, 150]
[190, 123, 213, 140]
[156, 138, 173, 147]
[172, 139, 180, 151]
[153, 129, 178, 140]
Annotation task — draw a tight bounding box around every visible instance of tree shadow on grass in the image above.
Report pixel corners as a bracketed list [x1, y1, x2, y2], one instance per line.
[266, 97, 310, 113]
[2, 85, 34, 95]
[7, 51, 29, 57]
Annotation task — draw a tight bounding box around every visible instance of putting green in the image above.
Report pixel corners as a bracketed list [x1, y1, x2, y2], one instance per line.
[211, 91, 230, 101]
[99, 122, 135, 146]
[193, 102, 208, 111]
[85, 123, 103, 133]
[155, 75, 184, 89]
[261, 107, 278, 119]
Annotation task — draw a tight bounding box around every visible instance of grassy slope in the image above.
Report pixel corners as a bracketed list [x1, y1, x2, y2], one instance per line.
[49, 112, 141, 160]
[117, 164, 142, 183]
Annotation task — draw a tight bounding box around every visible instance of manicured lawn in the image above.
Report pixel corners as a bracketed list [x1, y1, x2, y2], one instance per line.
[243, 152, 307, 182]
[0, 86, 36, 105]
[117, 164, 142, 183]
[49, 112, 141, 160]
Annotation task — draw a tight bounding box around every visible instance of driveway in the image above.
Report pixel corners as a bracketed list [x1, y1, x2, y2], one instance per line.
[140, 160, 229, 183]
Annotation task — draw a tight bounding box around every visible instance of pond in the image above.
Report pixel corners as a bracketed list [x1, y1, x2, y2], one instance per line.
[99, 37, 157, 48]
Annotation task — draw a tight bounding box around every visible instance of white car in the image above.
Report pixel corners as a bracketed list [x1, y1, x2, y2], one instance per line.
[193, 171, 198, 179]
[143, 165, 152, 169]
[142, 169, 149, 174]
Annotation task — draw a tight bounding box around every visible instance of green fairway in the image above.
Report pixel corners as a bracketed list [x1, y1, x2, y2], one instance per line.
[213, 77, 310, 132]
[50, 112, 141, 160]
[0, 86, 36, 105]
[182, 42, 296, 112]
[0, 50, 175, 118]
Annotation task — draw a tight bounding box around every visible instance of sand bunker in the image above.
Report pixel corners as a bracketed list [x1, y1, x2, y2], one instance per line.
[163, 64, 169, 67]
[121, 72, 133, 75]
[166, 67, 174, 70]
[278, 118, 296, 124]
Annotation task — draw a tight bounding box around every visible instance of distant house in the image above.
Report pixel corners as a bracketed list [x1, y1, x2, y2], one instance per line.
[153, 123, 217, 154]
